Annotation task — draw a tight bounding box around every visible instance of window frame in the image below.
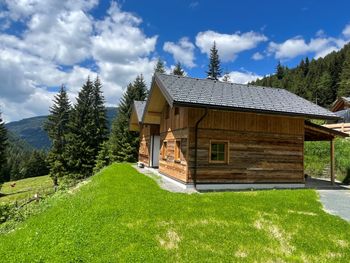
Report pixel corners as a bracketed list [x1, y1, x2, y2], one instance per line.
[162, 140, 168, 160]
[209, 140, 229, 164]
[174, 140, 181, 163]
[174, 106, 180, 115]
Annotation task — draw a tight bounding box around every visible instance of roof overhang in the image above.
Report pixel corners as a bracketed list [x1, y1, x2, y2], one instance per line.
[129, 103, 140, 132]
[304, 121, 348, 141]
[330, 97, 350, 112]
[141, 76, 170, 125]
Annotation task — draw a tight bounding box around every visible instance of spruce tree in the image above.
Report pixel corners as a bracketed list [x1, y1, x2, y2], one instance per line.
[65, 77, 107, 178]
[154, 58, 166, 74]
[206, 41, 222, 80]
[45, 85, 71, 186]
[338, 52, 350, 97]
[316, 72, 333, 106]
[0, 111, 7, 189]
[109, 75, 148, 162]
[276, 61, 284, 80]
[173, 62, 185, 76]
[92, 76, 108, 151]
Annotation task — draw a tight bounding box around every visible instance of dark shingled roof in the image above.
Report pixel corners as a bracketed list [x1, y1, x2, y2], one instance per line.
[154, 73, 339, 120]
[133, 100, 146, 122]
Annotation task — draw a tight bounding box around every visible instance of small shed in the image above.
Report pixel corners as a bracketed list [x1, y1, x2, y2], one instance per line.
[130, 73, 348, 190]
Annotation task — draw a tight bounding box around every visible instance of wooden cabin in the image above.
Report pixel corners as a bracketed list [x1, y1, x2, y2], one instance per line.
[323, 97, 350, 135]
[130, 73, 348, 190]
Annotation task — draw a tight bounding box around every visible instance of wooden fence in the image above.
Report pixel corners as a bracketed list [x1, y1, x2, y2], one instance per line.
[323, 123, 350, 135]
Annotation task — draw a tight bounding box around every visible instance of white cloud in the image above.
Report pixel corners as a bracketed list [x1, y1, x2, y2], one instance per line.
[342, 24, 350, 38]
[0, 1, 158, 122]
[221, 70, 261, 84]
[252, 52, 264, 60]
[268, 25, 350, 60]
[195, 30, 267, 62]
[163, 37, 196, 68]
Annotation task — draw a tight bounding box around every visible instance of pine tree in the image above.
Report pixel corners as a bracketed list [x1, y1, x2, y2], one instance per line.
[65, 77, 97, 178]
[154, 58, 166, 74]
[44, 85, 71, 186]
[316, 72, 333, 106]
[0, 111, 7, 189]
[206, 42, 222, 80]
[276, 61, 284, 80]
[92, 76, 108, 151]
[109, 75, 148, 162]
[338, 52, 350, 97]
[173, 62, 185, 76]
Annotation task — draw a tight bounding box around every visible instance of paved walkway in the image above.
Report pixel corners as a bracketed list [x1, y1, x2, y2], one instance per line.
[318, 189, 350, 222]
[133, 165, 197, 194]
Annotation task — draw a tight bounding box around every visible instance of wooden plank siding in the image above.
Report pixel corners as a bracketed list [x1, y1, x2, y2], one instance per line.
[138, 124, 160, 166]
[159, 106, 189, 182]
[186, 108, 305, 183]
[150, 104, 305, 184]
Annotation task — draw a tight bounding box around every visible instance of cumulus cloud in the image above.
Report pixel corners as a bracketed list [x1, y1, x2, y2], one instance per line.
[268, 25, 350, 60]
[163, 37, 196, 68]
[221, 70, 262, 84]
[0, 1, 158, 121]
[195, 30, 267, 61]
[342, 24, 350, 38]
[252, 52, 264, 60]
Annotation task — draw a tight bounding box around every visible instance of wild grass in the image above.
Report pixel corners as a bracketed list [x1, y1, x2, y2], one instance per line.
[0, 163, 349, 262]
[0, 175, 53, 205]
[304, 138, 350, 182]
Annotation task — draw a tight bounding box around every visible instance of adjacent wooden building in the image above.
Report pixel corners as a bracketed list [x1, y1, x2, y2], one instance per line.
[130, 73, 347, 190]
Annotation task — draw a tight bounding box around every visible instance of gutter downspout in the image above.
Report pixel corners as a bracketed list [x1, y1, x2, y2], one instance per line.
[193, 108, 208, 189]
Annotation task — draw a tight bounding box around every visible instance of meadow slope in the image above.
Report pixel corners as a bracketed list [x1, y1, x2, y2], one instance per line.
[0, 163, 349, 262]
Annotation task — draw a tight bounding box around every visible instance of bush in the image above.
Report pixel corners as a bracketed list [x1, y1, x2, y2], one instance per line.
[0, 204, 13, 223]
[343, 167, 350, 185]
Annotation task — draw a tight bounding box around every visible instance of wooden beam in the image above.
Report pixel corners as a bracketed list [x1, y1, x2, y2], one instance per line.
[330, 139, 335, 185]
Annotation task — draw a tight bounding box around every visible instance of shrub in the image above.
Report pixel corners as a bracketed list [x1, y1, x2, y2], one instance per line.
[343, 167, 350, 185]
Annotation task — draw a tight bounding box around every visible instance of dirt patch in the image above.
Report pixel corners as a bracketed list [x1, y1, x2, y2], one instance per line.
[68, 179, 91, 194]
[158, 229, 181, 250]
[254, 216, 295, 255]
[287, 210, 317, 216]
[235, 249, 248, 258]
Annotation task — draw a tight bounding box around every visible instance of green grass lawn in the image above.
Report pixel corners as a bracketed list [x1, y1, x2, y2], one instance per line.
[0, 175, 53, 205]
[0, 163, 350, 262]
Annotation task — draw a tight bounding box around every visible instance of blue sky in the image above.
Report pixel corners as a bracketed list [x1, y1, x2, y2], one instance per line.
[0, 0, 350, 121]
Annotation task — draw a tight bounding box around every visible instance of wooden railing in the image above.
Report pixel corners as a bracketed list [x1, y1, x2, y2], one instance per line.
[323, 123, 350, 134]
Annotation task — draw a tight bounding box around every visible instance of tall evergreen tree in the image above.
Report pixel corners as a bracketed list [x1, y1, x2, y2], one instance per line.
[44, 85, 71, 186]
[338, 52, 350, 97]
[65, 77, 107, 178]
[276, 61, 284, 80]
[206, 41, 222, 80]
[92, 76, 108, 151]
[109, 75, 148, 162]
[316, 72, 333, 106]
[0, 111, 7, 189]
[173, 62, 185, 76]
[154, 58, 166, 74]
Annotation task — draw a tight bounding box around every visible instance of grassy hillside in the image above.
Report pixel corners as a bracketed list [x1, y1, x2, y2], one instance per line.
[0, 175, 53, 205]
[5, 107, 117, 150]
[0, 163, 349, 262]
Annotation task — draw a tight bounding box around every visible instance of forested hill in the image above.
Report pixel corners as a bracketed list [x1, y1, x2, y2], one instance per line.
[250, 42, 350, 108]
[6, 107, 118, 150]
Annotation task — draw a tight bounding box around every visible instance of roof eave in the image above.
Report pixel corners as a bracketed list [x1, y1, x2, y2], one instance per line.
[172, 101, 341, 121]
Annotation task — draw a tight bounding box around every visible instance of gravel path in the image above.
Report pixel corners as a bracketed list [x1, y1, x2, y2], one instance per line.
[318, 189, 350, 222]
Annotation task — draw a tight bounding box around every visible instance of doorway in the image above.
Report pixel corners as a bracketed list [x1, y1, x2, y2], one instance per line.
[150, 135, 160, 168]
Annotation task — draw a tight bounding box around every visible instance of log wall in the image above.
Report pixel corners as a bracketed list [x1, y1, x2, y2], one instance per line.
[187, 108, 305, 183]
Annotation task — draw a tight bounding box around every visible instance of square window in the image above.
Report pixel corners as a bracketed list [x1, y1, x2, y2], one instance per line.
[210, 141, 228, 163]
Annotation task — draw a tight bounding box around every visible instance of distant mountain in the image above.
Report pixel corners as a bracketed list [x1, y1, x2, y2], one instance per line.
[6, 107, 118, 150]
